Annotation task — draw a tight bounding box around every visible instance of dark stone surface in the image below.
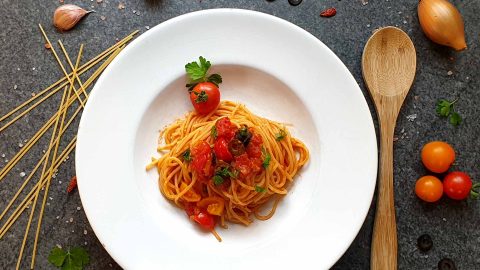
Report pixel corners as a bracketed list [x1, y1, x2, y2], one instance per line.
[0, 0, 479, 269]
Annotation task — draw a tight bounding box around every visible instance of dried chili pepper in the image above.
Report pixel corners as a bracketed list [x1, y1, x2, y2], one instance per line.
[67, 176, 77, 193]
[320, 8, 337, 17]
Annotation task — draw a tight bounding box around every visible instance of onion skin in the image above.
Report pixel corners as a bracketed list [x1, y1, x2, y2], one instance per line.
[418, 0, 467, 51]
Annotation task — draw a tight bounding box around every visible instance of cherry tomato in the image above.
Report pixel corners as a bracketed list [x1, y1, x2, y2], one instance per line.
[443, 171, 472, 200]
[192, 210, 216, 231]
[214, 137, 233, 162]
[190, 140, 213, 178]
[415, 175, 443, 202]
[215, 117, 235, 141]
[189, 82, 220, 115]
[421, 141, 455, 173]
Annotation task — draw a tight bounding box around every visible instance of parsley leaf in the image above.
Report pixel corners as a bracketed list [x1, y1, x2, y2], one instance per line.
[185, 56, 211, 82]
[436, 99, 453, 117]
[255, 185, 266, 193]
[261, 147, 271, 168]
[436, 98, 462, 126]
[182, 149, 192, 162]
[194, 91, 208, 103]
[213, 175, 224, 185]
[48, 247, 66, 267]
[275, 129, 287, 141]
[211, 125, 217, 139]
[207, 74, 223, 86]
[48, 247, 89, 270]
[449, 112, 462, 126]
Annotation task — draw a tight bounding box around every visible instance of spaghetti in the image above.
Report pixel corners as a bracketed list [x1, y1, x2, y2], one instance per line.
[148, 101, 309, 240]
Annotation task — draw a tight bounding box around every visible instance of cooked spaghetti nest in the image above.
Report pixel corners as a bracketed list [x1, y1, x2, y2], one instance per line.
[147, 100, 309, 226]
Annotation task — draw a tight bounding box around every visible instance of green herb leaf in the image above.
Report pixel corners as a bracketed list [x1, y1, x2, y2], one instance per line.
[436, 99, 452, 117]
[186, 82, 198, 92]
[48, 247, 89, 270]
[182, 149, 192, 162]
[449, 112, 462, 126]
[195, 91, 208, 103]
[185, 56, 211, 82]
[213, 175, 224, 185]
[275, 129, 287, 141]
[255, 185, 266, 193]
[261, 147, 271, 168]
[207, 74, 222, 86]
[48, 247, 67, 267]
[211, 125, 217, 139]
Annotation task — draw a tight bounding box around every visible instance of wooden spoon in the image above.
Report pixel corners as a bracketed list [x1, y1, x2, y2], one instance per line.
[362, 27, 416, 270]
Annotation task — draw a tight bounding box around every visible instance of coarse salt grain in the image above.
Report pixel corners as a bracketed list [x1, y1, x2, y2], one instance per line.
[14, 85, 18, 89]
[59, 181, 62, 184]
[56, 244, 62, 249]
[20, 172, 26, 177]
[77, 206, 81, 210]
[69, 217, 74, 222]
[84, 230, 88, 235]
[49, 197, 53, 200]
[447, 71, 453, 76]
[1, 154, 5, 158]
[56, 216, 60, 219]
[18, 143, 24, 147]
[101, 16, 106, 20]
[406, 114, 417, 122]
[145, 26, 150, 30]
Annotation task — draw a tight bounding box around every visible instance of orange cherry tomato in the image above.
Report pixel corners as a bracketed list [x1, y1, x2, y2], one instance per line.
[415, 175, 443, 202]
[421, 141, 455, 173]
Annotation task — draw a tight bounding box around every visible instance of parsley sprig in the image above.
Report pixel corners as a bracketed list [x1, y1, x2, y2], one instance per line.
[436, 98, 462, 126]
[275, 129, 287, 141]
[48, 247, 89, 270]
[185, 56, 222, 91]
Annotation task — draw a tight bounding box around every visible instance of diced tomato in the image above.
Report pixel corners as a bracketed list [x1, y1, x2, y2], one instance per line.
[191, 140, 214, 179]
[215, 117, 236, 141]
[250, 157, 263, 174]
[233, 153, 252, 178]
[246, 132, 263, 158]
[214, 137, 233, 162]
[192, 211, 216, 231]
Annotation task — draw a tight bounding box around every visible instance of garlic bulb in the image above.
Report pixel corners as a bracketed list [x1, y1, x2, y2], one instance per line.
[418, 0, 467, 51]
[53, 4, 91, 31]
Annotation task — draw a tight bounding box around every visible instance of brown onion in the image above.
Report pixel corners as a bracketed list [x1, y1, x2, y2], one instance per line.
[418, 0, 467, 51]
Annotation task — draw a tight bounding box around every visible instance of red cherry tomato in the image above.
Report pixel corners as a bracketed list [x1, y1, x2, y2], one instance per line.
[190, 140, 213, 178]
[215, 117, 236, 141]
[233, 153, 252, 178]
[415, 175, 443, 202]
[192, 210, 216, 231]
[214, 137, 233, 162]
[443, 171, 472, 200]
[421, 141, 455, 173]
[189, 82, 220, 115]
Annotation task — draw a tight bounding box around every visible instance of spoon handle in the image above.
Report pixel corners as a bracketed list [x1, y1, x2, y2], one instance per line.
[371, 122, 397, 270]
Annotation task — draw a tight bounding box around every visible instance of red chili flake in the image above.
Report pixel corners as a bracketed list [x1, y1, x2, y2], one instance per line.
[320, 8, 336, 18]
[45, 43, 51, 49]
[67, 176, 77, 193]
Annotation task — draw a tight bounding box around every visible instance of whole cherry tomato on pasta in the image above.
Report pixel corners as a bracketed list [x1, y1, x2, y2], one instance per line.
[185, 56, 222, 115]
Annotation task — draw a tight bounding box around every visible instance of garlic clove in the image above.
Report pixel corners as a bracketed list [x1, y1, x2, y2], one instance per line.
[53, 4, 91, 31]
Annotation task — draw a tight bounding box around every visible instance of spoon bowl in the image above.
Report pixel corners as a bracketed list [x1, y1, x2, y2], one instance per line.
[362, 27, 416, 270]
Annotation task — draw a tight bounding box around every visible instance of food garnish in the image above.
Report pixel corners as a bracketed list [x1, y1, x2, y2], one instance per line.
[48, 246, 89, 270]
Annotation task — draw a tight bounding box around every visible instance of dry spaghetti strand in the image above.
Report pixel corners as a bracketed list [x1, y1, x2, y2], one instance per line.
[148, 101, 309, 240]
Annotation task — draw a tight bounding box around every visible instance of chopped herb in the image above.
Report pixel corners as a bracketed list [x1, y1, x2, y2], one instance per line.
[436, 98, 462, 126]
[471, 183, 480, 199]
[275, 129, 287, 141]
[185, 56, 222, 90]
[48, 246, 89, 270]
[261, 147, 271, 168]
[211, 125, 217, 139]
[213, 175, 224, 185]
[194, 91, 208, 103]
[255, 185, 266, 193]
[182, 149, 192, 162]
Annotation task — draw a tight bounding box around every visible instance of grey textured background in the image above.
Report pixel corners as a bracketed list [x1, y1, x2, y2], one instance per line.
[1, 0, 479, 269]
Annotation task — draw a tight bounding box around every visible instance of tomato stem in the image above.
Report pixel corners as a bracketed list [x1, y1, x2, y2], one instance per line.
[470, 183, 480, 199]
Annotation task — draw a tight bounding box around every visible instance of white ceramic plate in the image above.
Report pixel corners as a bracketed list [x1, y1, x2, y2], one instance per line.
[76, 9, 377, 270]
